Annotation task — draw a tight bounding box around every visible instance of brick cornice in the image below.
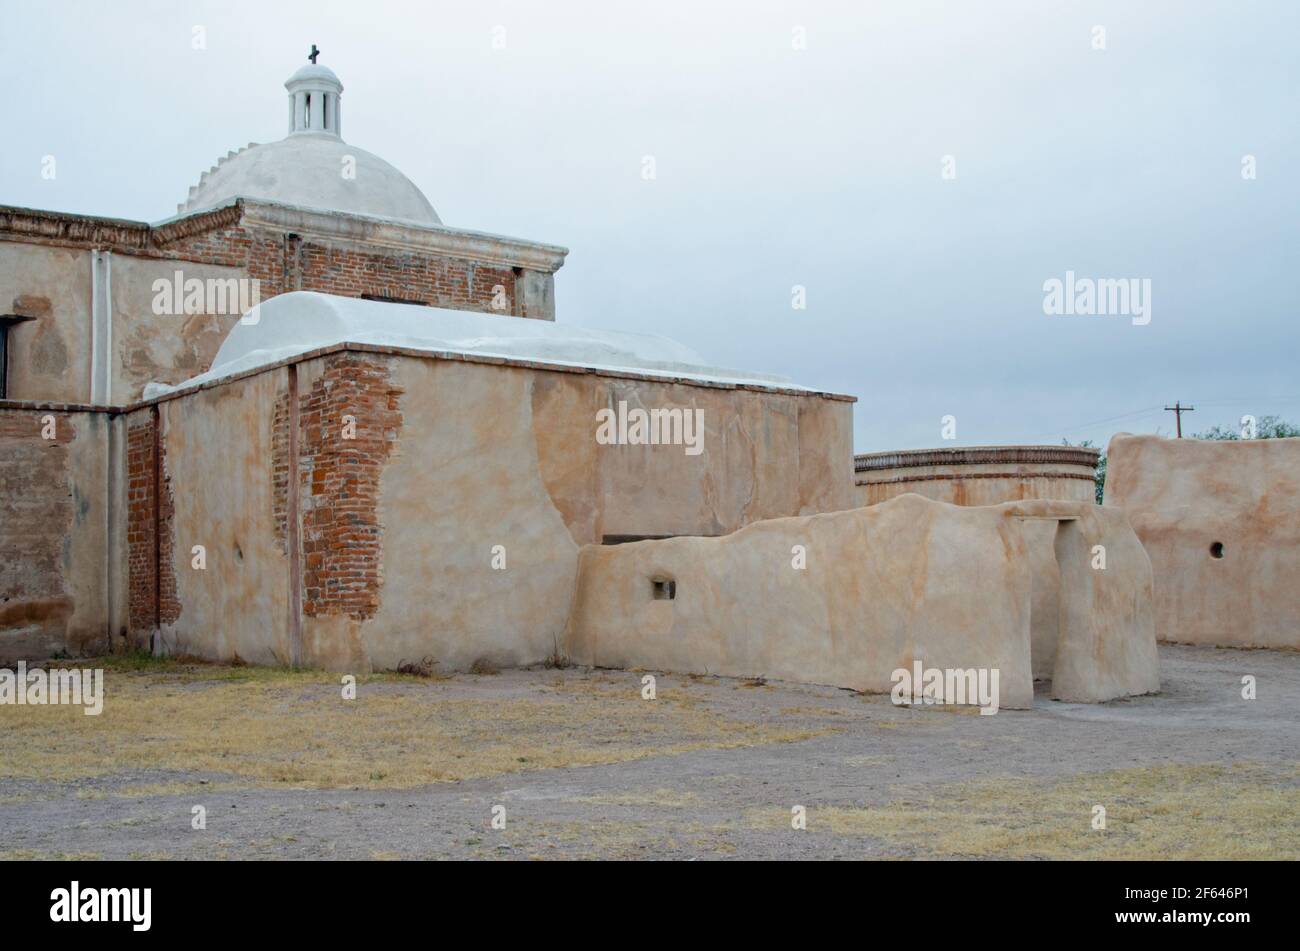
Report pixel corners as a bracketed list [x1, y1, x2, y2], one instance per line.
[0, 205, 150, 253]
[0, 200, 569, 273]
[855, 445, 1100, 473]
[856, 470, 1097, 487]
[0, 203, 244, 255]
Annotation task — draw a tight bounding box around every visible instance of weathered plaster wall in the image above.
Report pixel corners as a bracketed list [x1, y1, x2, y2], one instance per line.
[1104, 433, 1300, 648]
[0, 406, 111, 660]
[142, 370, 292, 664]
[531, 373, 854, 544]
[563, 495, 1158, 706]
[0, 243, 93, 402]
[341, 356, 581, 672]
[125, 347, 852, 672]
[110, 256, 247, 403]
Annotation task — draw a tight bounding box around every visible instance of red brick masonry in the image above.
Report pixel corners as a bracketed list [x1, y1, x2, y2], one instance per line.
[274, 355, 404, 620]
[126, 414, 179, 633]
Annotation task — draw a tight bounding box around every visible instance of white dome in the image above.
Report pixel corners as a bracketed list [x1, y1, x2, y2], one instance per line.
[177, 135, 441, 225]
[176, 57, 441, 226]
[285, 63, 342, 87]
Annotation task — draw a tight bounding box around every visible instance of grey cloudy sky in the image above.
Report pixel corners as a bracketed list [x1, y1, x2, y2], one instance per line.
[3, 0, 1296, 452]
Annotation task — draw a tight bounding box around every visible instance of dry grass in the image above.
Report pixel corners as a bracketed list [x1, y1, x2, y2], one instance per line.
[0, 660, 830, 791]
[0, 850, 102, 860]
[750, 762, 1300, 859]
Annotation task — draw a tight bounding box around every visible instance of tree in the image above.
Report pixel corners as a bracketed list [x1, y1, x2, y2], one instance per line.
[1063, 439, 1105, 505]
[1192, 415, 1300, 441]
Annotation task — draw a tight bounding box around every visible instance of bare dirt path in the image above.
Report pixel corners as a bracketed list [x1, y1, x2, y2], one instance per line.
[1, 645, 1295, 860]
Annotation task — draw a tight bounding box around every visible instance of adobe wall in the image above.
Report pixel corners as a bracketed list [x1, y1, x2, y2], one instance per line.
[855, 446, 1099, 508]
[109, 256, 248, 403]
[563, 495, 1158, 706]
[126, 369, 293, 664]
[0, 403, 117, 661]
[1104, 433, 1300, 648]
[0, 243, 94, 403]
[126, 346, 854, 671]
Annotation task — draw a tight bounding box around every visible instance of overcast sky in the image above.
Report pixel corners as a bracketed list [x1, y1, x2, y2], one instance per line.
[2, 0, 1296, 452]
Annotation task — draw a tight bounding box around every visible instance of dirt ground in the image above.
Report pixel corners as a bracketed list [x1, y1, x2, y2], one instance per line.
[0, 644, 1296, 860]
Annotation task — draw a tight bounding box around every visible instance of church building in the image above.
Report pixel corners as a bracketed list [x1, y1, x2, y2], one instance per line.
[0, 55, 855, 667]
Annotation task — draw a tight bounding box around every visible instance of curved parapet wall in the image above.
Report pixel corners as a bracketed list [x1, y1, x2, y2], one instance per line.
[563, 494, 1158, 707]
[854, 445, 1100, 507]
[1104, 433, 1300, 648]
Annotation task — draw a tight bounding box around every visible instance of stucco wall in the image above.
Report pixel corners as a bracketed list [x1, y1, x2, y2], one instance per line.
[563, 495, 1158, 706]
[0, 405, 113, 660]
[1104, 433, 1300, 648]
[147, 369, 292, 664]
[110, 256, 247, 404]
[532, 372, 854, 544]
[123, 347, 852, 672]
[0, 243, 93, 403]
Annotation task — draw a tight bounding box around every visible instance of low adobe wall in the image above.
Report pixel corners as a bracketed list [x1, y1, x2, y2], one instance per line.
[855, 446, 1099, 507]
[1104, 433, 1300, 648]
[563, 494, 1158, 707]
[0, 402, 120, 662]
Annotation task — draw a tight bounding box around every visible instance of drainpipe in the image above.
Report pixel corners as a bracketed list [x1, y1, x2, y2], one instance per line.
[90, 251, 113, 404]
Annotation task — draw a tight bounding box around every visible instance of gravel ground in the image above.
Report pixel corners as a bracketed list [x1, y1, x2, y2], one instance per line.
[0, 644, 1295, 860]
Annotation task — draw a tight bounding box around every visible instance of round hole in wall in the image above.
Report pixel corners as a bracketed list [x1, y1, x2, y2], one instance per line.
[1209, 541, 1225, 559]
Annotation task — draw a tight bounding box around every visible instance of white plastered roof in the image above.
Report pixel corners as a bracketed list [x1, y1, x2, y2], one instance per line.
[143, 292, 808, 397]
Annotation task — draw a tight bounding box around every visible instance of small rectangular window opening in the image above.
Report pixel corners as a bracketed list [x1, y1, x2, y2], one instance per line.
[652, 578, 676, 601]
[0, 315, 37, 400]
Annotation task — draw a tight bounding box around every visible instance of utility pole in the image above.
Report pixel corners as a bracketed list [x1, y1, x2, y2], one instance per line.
[1164, 401, 1195, 438]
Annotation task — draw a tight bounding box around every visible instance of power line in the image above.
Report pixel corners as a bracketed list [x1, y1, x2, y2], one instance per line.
[1026, 395, 1300, 443]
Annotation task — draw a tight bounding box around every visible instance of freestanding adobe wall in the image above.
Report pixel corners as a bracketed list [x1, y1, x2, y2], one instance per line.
[1104, 433, 1300, 648]
[563, 494, 1158, 707]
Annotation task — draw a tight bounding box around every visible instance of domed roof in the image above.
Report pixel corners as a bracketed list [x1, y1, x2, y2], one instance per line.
[178, 135, 441, 225]
[285, 63, 342, 86]
[176, 56, 441, 226]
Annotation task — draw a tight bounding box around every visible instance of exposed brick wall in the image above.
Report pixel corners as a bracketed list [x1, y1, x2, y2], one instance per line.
[160, 225, 516, 314]
[283, 355, 404, 620]
[297, 243, 516, 313]
[271, 390, 291, 553]
[126, 414, 179, 634]
[0, 410, 74, 637]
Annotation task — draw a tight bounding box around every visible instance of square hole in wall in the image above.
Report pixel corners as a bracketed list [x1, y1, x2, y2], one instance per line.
[652, 578, 676, 601]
